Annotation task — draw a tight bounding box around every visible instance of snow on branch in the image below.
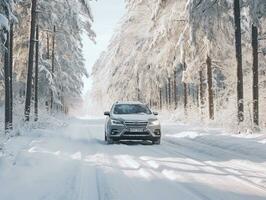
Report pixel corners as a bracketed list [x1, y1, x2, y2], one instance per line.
[0, 14, 9, 32]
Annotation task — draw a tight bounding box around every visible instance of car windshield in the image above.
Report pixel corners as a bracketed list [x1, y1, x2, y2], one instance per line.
[113, 104, 152, 115]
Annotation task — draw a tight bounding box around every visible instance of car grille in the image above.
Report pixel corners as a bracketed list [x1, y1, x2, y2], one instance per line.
[123, 132, 150, 136]
[124, 121, 148, 128]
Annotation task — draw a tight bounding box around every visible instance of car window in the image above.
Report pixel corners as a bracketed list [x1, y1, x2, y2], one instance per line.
[113, 104, 152, 115]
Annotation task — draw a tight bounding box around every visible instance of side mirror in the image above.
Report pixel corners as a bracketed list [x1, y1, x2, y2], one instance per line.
[104, 111, 110, 116]
[153, 111, 158, 116]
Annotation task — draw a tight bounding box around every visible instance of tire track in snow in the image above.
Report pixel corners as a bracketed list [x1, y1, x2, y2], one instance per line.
[95, 167, 117, 200]
[163, 138, 266, 189]
[84, 127, 114, 200]
[58, 127, 105, 200]
[159, 139, 266, 194]
[93, 139, 119, 200]
[166, 137, 266, 172]
[73, 163, 94, 200]
[120, 144, 212, 200]
[63, 123, 116, 200]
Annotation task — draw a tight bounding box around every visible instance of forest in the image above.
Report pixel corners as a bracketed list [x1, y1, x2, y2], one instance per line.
[0, 0, 95, 132]
[90, 0, 266, 132]
[1, 1, 266, 132]
[1, 1, 266, 199]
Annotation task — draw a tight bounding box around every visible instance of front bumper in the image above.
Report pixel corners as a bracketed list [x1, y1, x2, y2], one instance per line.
[107, 123, 161, 141]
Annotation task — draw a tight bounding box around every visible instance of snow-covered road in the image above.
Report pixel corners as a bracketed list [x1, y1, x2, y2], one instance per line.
[1, 118, 266, 200]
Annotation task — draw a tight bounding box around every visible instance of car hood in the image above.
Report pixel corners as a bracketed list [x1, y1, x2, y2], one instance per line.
[111, 114, 157, 122]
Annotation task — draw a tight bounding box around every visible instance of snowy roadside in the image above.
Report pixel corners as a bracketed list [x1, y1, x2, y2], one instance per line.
[0, 111, 69, 163]
[0, 116, 265, 200]
[0, 114, 71, 200]
[159, 109, 266, 137]
[160, 115, 266, 168]
[163, 120, 266, 151]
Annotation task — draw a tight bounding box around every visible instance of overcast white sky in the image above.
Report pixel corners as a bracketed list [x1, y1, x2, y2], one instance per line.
[82, 1, 125, 96]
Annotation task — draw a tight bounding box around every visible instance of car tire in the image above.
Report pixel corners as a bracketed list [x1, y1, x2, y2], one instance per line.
[107, 136, 114, 144]
[152, 139, 161, 145]
[104, 133, 107, 141]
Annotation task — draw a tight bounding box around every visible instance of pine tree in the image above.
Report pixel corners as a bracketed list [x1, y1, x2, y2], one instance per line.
[233, 0, 244, 123]
[252, 24, 259, 127]
[24, 0, 38, 121]
[4, 28, 11, 131]
[206, 55, 214, 120]
[34, 24, 39, 121]
[9, 22, 13, 129]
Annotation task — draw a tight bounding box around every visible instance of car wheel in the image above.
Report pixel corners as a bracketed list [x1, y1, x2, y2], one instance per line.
[104, 133, 107, 141]
[152, 139, 161, 145]
[107, 136, 114, 144]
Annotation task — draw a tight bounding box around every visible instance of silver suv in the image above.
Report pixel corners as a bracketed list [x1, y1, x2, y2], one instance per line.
[104, 101, 161, 144]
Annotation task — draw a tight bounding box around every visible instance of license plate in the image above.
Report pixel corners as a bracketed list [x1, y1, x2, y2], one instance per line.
[130, 128, 144, 132]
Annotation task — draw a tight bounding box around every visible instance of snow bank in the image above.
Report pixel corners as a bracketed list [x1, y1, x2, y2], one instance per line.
[0, 104, 69, 160]
[0, 14, 9, 32]
[159, 107, 266, 135]
[162, 119, 266, 163]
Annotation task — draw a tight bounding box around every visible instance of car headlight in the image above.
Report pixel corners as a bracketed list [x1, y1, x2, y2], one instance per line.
[149, 119, 160, 126]
[111, 119, 124, 125]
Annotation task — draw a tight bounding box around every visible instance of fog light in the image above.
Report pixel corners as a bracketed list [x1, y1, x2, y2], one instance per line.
[111, 130, 119, 135]
[154, 130, 161, 135]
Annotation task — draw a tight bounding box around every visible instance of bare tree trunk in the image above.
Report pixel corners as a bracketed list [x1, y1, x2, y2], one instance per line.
[165, 83, 168, 108]
[176, 86, 179, 107]
[183, 62, 188, 115]
[9, 23, 13, 129]
[196, 85, 200, 108]
[192, 85, 195, 106]
[34, 25, 39, 121]
[252, 24, 259, 128]
[45, 32, 50, 112]
[4, 30, 11, 132]
[199, 70, 204, 116]
[136, 72, 141, 101]
[168, 77, 171, 107]
[62, 88, 64, 112]
[184, 83, 187, 114]
[159, 87, 162, 110]
[50, 25, 56, 112]
[234, 0, 244, 123]
[207, 55, 214, 120]
[25, 0, 38, 121]
[188, 84, 191, 97]
[174, 70, 177, 109]
[46, 32, 50, 59]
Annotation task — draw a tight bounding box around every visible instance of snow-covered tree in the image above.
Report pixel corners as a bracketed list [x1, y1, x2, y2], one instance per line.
[8, 0, 96, 114]
[0, 0, 17, 54]
[0, 0, 96, 129]
[90, 0, 266, 130]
